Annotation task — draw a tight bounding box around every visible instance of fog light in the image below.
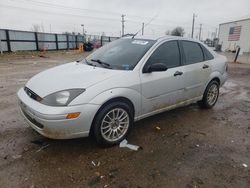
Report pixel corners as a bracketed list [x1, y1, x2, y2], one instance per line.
[66, 112, 81, 119]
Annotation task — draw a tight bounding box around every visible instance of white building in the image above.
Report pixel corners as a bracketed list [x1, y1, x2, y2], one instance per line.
[218, 17, 250, 53]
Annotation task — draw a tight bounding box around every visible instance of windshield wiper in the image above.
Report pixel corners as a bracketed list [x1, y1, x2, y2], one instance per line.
[85, 59, 94, 66]
[91, 59, 111, 68]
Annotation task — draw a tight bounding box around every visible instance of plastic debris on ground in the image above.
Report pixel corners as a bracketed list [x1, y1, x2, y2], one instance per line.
[155, 126, 161, 130]
[242, 163, 248, 168]
[12, 154, 22, 159]
[119, 139, 140, 151]
[91, 161, 100, 167]
[36, 144, 50, 153]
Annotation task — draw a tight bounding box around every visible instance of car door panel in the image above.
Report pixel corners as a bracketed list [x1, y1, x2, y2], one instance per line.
[140, 66, 185, 113]
[139, 40, 185, 115]
[183, 61, 211, 99]
[180, 41, 212, 100]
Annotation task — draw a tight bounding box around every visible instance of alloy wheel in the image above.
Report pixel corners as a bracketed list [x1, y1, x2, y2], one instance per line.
[100, 108, 129, 142]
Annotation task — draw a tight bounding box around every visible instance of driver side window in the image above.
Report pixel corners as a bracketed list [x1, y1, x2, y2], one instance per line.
[145, 40, 181, 70]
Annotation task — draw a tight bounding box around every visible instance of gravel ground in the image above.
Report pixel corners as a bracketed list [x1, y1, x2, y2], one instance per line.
[0, 51, 249, 188]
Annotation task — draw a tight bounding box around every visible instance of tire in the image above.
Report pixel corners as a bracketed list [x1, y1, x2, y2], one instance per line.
[198, 80, 219, 109]
[92, 101, 133, 147]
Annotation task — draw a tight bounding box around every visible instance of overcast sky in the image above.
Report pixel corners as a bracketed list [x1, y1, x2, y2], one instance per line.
[0, 0, 250, 39]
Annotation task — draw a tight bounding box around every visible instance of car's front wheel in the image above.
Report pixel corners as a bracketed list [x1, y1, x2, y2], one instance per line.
[92, 101, 133, 147]
[199, 80, 219, 108]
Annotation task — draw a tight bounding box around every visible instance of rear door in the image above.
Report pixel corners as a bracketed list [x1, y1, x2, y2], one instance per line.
[140, 40, 185, 115]
[180, 41, 212, 100]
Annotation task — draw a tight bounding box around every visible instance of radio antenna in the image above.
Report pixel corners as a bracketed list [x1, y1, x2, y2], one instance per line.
[132, 14, 158, 38]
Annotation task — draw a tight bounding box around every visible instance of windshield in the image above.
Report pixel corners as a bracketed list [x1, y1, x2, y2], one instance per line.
[85, 38, 156, 70]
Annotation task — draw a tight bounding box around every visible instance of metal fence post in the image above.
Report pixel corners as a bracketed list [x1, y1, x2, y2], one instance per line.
[101, 36, 103, 46]
[234, 47, 241, 63]
[75, 35, 77, 49]
[66, 34, 69, 50]
[55, 34, 58, 50]
[0, 39, 3, 54]
[5, 30, 11, 52]
[34, 32, 39, 51]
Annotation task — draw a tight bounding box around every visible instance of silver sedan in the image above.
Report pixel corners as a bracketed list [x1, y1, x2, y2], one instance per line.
[17, 35, 228, 146]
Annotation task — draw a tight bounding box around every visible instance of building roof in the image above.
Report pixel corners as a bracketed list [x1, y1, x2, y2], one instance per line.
[220, 15, 250, 25]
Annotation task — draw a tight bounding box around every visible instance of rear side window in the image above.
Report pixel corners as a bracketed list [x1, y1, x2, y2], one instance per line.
[146, 40, 180, 69]
[201, 45, 214, 60]
[182, 41, 204, 65]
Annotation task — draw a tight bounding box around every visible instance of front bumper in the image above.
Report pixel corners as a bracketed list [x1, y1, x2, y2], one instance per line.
[17, 88, 100, 139]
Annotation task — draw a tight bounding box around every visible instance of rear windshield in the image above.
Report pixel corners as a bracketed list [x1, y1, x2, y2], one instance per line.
[86, 38, 156, 70]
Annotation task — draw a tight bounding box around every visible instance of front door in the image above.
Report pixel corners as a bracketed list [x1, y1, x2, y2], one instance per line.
[140, 40, 185, 115]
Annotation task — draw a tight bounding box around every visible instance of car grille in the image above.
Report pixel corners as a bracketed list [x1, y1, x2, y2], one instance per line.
[20, 105, 44, 129]
[24, 87, 42, 102]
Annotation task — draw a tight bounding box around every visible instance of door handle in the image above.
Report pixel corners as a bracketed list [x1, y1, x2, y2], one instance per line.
[174, 71, 183, 76]
[203, 64, 209, 69]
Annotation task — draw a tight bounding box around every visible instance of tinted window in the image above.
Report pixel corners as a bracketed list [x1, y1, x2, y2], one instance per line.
[201, 45, 214, 60]
[182, 41, 204, 65]
[86, 38, 156, 70]
[145, 41, 180, 69]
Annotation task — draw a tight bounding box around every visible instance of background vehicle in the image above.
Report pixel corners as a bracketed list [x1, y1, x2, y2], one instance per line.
[17, 35, 228, 147]
[83, 42, 94, 51]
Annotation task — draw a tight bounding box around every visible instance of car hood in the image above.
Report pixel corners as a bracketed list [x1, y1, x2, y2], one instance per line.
[26, 62, 121, 97]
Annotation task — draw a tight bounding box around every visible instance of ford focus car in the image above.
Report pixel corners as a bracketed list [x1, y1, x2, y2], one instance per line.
[17, 35, 228, 146]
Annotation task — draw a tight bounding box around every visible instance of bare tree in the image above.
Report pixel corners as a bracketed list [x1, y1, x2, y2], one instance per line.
[165, 30, 171, 35]
[31, 23, 45, 32]
[171, 27, 185, 36]
[40, 23, 45, 33]
[31, 24, 40, 32]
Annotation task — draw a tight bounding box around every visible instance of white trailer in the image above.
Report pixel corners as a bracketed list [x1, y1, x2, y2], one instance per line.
[219, 18, 250, 53]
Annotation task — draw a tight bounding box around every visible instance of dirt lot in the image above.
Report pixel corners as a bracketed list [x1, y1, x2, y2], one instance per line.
[0, 51, 249, 188]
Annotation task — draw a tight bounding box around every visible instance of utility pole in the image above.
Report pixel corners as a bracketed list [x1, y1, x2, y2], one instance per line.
[142, 22, 145, 35]
[81, 24, 85, 36]
[121, 14, 125, 36]
[191, 13, 197, 38]
[199, 24, 202, 40]
[215, 28, 218, 39]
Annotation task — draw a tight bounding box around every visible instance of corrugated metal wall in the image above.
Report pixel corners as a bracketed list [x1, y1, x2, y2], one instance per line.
[0, 30, 8, 51]
[100, 36, 119, 46]
[0, 29, 85, 52]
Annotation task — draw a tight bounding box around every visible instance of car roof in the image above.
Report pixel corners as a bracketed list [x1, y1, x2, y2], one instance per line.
[123, 34, 217, 57]
[124, 34, 201, 43]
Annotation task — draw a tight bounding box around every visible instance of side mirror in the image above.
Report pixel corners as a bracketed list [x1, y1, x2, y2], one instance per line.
[143, 63, 168, 73]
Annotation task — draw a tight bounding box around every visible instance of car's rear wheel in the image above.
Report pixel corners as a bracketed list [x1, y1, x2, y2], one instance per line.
[92, 101, 133, 147]
[199, 80, 219, 109]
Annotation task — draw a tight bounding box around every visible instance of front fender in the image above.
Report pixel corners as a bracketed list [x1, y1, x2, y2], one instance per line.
[88, 88, 142, 118]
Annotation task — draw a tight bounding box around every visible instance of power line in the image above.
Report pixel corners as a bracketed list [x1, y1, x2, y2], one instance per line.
[8, 0, 191, 26]
[11, 0, 122, 16]
[2, 1, 219, 37]
[0, 4, 121, 22]
[133, 14, 158, 36]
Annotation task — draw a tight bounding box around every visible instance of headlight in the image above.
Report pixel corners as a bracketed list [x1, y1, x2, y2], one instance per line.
[41, 89, 85, 106]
